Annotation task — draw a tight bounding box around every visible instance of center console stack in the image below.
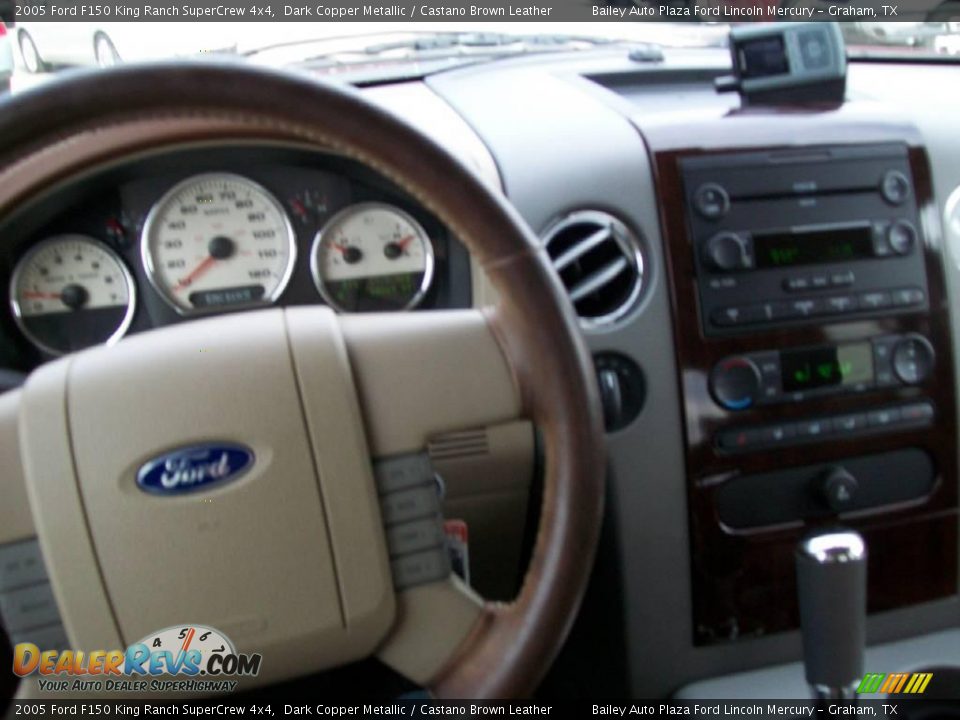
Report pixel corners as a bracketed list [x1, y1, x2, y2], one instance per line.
[640, 108, 958, 644]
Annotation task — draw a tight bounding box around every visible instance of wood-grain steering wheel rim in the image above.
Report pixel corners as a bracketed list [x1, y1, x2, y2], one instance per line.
[0, 63, 606, 698]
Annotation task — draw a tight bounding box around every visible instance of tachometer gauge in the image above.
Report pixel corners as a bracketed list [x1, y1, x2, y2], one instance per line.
[10, 235, 136, 356]
[142, 173, 296, 314]
[311, 203, 435, 313]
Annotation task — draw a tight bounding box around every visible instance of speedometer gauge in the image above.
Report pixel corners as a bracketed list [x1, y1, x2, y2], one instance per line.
[10, 235, 135, 356]
[142, 173, 296, 314]
[311, 203, 435, 313]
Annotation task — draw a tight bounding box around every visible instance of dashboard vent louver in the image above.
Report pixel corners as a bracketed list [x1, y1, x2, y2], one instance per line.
[543, 211, 644, 327]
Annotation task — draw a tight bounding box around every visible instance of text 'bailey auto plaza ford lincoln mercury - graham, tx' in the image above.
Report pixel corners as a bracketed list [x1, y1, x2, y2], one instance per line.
[1, 9, 960, 711]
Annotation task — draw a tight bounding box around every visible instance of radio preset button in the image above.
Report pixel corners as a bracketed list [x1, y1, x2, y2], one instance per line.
[881, 170, 911, 206]
[784, 276, 811, 292]
[810, 274, 830, 289]
[859, 291, 892, 310]
[887, 221, 917, 255]
[710, 357, 762, 411]
[892, 287, 925, 307]
[830, 271, 855, 287]
[868, 407, 901, 428]
[892, 335, 935, 385]
[694, 183, 730, 220]
[824, 295, 857, 314]
[833, 413, 868, 434]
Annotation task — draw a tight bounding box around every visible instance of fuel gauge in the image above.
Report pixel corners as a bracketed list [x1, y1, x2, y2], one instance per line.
[10, 235, 136, 355]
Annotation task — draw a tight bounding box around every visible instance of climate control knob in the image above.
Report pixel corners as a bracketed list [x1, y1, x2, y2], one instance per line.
[710, 357, 762, 411]
[892, 335, 935, 385]
[705, 232, 752, 272]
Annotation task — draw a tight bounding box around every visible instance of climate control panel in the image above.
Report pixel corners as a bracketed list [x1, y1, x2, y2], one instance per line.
[709, 334, 935, 411]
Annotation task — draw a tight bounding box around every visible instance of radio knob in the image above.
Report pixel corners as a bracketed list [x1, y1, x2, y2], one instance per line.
[705, 232, 752, 272]
[881, 170, 911, 206]
[710, 357, 762, 411]
[887, 221, 917, 255]
[892, 335, 935, 385]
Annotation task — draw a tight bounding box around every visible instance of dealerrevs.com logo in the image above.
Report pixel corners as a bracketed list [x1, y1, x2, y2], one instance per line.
[13, 624, 262, 693]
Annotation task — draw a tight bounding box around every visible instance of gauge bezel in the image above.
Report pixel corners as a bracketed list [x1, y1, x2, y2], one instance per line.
[9, 234, 138, 357]
[141, 172, 298, 316]
[310, 202, 436, 313]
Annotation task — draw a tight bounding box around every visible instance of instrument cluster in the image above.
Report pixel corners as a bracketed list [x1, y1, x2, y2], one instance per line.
[1, 148, 467, 362]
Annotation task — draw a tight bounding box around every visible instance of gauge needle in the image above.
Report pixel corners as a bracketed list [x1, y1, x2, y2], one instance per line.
[22, 291, 63, 300]
[397, 235, 415, 251]
[175, 256, 218, 292]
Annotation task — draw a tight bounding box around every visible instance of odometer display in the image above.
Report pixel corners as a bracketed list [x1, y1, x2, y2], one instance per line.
[142, 174, 296, 314]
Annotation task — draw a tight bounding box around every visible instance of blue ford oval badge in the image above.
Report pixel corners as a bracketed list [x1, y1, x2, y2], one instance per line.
[136, 443, 254, 495]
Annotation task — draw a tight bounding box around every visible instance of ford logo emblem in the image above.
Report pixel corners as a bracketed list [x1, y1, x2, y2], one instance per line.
[136, 443, 254, 495]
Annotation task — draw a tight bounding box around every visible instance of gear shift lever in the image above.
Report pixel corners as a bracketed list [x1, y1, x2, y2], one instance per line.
[795, 530, 867, 700]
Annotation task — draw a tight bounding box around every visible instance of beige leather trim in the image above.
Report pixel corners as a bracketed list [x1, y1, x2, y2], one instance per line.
[376, 577, 483, 686]
[0, 391, 32, 545]
[18, 360, 123, 653]
[340, 311, 522, 458]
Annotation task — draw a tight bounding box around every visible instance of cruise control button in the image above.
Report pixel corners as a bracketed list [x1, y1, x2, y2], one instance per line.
[859, 291, 892, 310]
[868, 407, 901, 428]
[379, 486, 440, 525]
[0, 539, 47, 593]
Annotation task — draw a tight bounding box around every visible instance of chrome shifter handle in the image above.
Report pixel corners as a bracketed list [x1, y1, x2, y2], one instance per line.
[795, 530, 868, 700]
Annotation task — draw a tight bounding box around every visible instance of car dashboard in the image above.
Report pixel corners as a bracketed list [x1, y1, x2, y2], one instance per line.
[0, 145, 471, 368]
[3, 43, 960, 701]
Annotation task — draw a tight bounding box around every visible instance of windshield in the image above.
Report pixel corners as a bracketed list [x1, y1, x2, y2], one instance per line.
[2, 20, 959, 92]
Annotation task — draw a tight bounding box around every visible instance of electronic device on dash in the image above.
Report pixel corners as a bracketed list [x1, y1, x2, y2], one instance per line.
[715, 22, 847, 105]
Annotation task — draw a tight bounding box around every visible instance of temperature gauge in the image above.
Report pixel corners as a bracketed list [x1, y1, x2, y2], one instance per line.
[310, 202, 435, 313]
[10, 235, 136, 355]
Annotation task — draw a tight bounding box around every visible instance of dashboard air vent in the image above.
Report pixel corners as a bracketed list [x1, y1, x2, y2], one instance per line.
[542, 211, 644, 327]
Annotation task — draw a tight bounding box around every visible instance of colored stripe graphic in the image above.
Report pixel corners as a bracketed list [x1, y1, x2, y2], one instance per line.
[858, 672, 933, 694]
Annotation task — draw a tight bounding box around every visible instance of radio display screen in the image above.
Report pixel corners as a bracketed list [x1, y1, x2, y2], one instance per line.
[781, 343, 874, 393]
[754, 226, 874, 269]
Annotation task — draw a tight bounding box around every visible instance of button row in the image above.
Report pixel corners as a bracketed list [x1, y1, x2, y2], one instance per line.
[374, 453, 451, 590]
[717, 401, 934, 453]
[784, 271, 855, 293]
[711, 286, 925, 328]
[0, 537, 70, 650]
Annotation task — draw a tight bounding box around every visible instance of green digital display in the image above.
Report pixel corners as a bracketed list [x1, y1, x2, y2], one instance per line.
[754, 225, 874, 269]
[781, 343, 874, 393]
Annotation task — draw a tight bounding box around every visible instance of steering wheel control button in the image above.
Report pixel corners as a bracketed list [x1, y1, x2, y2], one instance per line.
[893, 335, 935, 385]
[374, 452, 451, 590]
[391, 549, 451, 589]
[0, 582, 61, 632]
[694, 183, 730, 220]
[710, 357, 762, 410]
[881, 170, 911, 206]
[385, 518, 446, 557]
[704, 232, 753, 272]
[374, 453, 436, 494]
[0, 538, 47, 592]
[379, 486, 440, 526]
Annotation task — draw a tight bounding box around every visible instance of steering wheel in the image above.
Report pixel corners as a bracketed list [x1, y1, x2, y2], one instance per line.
[0, 64, 605, 699]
